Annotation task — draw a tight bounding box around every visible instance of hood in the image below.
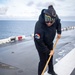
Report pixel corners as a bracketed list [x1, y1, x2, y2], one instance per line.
[38, 9, 46, 24]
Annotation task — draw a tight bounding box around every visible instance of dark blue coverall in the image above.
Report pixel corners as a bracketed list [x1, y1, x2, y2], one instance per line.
[34, 9, 61, 75]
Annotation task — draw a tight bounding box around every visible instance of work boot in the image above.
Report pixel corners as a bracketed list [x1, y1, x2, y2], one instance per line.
[48, 71, 57, 75]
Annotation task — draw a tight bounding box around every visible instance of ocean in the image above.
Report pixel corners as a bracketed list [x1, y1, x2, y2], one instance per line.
[0, 20, 75, 39]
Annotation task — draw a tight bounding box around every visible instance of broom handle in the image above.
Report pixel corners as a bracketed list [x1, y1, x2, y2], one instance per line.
[41, 38, 59, 75]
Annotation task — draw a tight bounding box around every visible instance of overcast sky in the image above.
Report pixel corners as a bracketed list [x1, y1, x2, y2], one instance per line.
[0, 0, 75, 20]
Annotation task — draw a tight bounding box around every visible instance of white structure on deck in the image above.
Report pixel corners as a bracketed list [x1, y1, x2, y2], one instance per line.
[0, 26, 75, 45]
[0, 35, 32, 44]
[44, 48, 75, 75]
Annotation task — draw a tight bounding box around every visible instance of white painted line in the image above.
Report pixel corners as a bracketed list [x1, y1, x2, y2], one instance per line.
[44, 48, 75, 75]
[54, 48, 75, 75]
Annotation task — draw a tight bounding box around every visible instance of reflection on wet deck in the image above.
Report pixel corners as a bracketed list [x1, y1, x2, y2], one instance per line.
[0, 62, 18, 70]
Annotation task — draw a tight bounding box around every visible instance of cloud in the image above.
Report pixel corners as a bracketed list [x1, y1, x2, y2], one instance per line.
[0, 6, 8, 15]
[0, 0, 38, 20]
[0, 0, 75, 20]
[26, 1, 34, 6]
[35, 1, 55, 9]
[56, 0, 65, 1]
[50, 0, 75, 17]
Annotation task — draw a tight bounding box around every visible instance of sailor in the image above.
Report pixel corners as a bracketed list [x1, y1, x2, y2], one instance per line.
[34, 5, 61, 75]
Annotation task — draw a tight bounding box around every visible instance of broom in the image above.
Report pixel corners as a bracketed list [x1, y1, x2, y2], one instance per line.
[41, 38, 59, 75]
